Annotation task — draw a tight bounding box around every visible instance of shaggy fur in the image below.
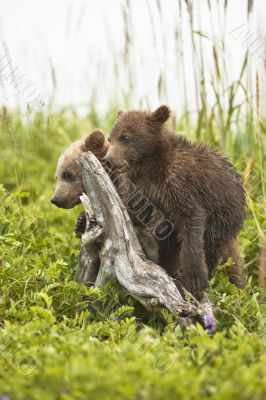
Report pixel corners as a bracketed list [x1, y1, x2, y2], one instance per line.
[105, 105, 246, 295]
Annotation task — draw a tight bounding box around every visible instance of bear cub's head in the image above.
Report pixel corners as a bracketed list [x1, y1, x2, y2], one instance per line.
[104, 105, 170, 168]
[51, 130, 108, 209]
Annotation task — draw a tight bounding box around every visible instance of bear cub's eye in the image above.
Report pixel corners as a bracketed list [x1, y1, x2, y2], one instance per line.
[62, 171, 75, 181]
[119, 133, 129, 143]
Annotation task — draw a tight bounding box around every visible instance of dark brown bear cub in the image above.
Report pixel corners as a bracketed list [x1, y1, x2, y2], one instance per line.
[104, 105, 246, 296]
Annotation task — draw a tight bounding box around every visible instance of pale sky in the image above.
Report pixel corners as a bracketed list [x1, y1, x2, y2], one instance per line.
[0, 0, 265, 117]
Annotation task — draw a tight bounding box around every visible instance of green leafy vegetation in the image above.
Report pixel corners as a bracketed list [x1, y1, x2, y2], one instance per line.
[0, 108, 265, 399]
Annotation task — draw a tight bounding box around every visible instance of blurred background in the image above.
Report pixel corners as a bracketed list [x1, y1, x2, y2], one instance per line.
[0, 0, 266, 121]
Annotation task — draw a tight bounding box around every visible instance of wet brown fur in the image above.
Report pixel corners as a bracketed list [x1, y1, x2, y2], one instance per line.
[106, 106, 246, 295]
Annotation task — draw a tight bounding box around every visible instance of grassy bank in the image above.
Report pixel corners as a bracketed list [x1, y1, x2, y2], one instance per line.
[0, 108, 265, 399]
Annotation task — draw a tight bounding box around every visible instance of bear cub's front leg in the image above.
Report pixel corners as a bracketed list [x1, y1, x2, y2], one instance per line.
[178, 213, 209, 297]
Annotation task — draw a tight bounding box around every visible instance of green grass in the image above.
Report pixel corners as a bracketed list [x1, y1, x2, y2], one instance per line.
[0, 108, 266, 400]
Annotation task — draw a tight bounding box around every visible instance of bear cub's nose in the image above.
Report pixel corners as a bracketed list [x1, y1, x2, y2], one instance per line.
[51, 197, 60, 206]
[103, 154, 113, 166]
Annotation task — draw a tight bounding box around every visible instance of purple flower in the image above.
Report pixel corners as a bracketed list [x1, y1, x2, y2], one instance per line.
[203, 313, 216, 334]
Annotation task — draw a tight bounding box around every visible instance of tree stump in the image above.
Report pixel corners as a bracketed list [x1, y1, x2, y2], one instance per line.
[76, 152, 216, 331]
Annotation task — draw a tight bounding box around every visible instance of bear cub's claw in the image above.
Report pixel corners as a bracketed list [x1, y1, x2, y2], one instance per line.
[75, 211, 87, 237]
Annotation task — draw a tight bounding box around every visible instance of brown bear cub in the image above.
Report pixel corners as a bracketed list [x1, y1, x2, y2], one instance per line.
[51, 130, 159, 261]
[104, 105, 246, 296]
[51, 130, 109, 236]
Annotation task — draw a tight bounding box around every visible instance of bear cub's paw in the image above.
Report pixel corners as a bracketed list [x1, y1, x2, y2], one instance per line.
[181, 267, 209, 297]
[75, 211, 87, 237]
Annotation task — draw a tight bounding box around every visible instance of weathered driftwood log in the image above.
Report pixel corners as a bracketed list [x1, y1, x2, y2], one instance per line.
[76, 152, 215, 328]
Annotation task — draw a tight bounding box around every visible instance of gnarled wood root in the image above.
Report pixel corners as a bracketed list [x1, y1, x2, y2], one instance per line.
[76, 152, 216, 330]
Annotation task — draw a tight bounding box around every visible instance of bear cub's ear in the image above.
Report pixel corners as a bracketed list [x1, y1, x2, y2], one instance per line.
[82, 130, 105, 151]
[149, 105, 170, 124]
[117, 110, 124, 118]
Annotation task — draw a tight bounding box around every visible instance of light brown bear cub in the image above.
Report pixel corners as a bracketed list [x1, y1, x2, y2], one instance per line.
[51, 130, 159, 262]
[51, 130, 108, 210]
